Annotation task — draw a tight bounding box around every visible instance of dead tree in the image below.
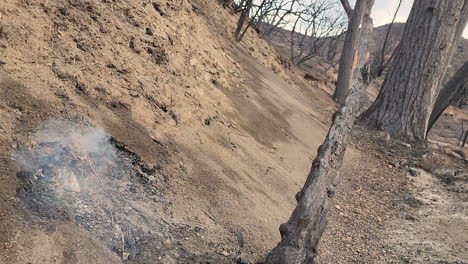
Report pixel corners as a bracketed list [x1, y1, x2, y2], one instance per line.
[235, 0, 281, 41]
[288, 0, 346, 65]
[362, 0, 468, 142]
[427, 61, 468, 133]
[332, 0, 371, 104]
[372, 0, 404, 77]
[262, 0, 298, 36]
[324, 35, 342, 65]
[289, 8, 305, 61]
[265, 64, 370, 264]
[353, 0, 374, 83]
[235, 0, 253, 41]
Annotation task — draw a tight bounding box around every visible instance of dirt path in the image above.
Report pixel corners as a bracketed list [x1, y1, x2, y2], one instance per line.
[388, 166, 468, 263]
[317, 126, 468, 264]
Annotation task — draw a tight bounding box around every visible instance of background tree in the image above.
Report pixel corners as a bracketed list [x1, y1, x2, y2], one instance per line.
[332, 0, 371, 104]
[262, 0, 298, 37]
[234, 0, 346, 66]
[370, 0, 404, 77]
[352, 0, 374, 84]
[362, 0, 468, 142]
[234, 0, 253, 41]
[287, 0, 346, 65]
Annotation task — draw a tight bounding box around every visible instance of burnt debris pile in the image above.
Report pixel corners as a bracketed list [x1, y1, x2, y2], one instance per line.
[15, 119, 171, 260]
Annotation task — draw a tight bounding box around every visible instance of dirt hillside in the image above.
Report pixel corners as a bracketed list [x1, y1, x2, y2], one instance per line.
[0, 1, 467, 264]
[0, 0, 332, 263]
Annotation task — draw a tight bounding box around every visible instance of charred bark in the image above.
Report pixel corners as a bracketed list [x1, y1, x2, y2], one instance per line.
[265, 66, 370, 264]
[362, 0, 468, 142]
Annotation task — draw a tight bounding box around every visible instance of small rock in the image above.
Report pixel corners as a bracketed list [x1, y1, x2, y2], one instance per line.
[169, 110, 180, 124]
[421, 152, 453, 173]
[388, 160, 399, 167]
[222, 250, 229, 256]
[399, 159, 409, 167]
[59, 7, 70, 16]
[405, 215, 416, 221]
[434, 167, 455, 177]
[162, 238, 172, 246]
[376, 131, 391, 140]
[145, 27, 154, 36]
[129, 90, 139, 97]
[147, 175, 155, 183]
[408, 168, 420, 177]
[124, 206, 132, 213]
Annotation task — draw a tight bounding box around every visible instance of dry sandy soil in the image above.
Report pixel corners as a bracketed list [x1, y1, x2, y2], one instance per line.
[0, 0, 467, 263]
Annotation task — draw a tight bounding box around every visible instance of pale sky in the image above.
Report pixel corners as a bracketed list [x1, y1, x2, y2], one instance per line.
[357, 0, 468, 39]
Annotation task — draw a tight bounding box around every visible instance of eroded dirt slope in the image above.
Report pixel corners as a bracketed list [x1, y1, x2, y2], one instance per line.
[0, 0, 332, 263]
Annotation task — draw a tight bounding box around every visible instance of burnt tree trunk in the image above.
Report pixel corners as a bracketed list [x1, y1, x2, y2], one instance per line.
[361, 0, 468, 142]
[427, 61, 468, 132]
[332, 0, 368, 104]
[265, 66, 370, 264]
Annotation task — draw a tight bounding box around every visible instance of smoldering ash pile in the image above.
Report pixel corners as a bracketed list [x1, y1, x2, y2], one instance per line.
[15, 118, 170, 260]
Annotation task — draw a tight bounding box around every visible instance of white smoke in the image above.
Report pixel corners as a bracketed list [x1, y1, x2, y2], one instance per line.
[16, 119, 116, 193]
[15, 118, 167, 260]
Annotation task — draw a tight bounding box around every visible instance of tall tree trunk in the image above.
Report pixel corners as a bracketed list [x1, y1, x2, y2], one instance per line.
[332, 0, 368, 104]
[361, 0, 468, 142]
[353, 0, 374, 84]
[265, 65, 370, 264]
[427, 61, 468, 132]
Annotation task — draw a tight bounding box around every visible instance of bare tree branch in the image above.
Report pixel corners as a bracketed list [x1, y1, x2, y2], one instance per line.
[339, 0, 353, 18]
[377, 0, 404, 76]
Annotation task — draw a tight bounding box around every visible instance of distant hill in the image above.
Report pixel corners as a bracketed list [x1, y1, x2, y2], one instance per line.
[264, 22, 468, 80]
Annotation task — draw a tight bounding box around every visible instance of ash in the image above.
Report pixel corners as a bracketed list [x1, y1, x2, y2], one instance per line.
[15, 119, 171, 260]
